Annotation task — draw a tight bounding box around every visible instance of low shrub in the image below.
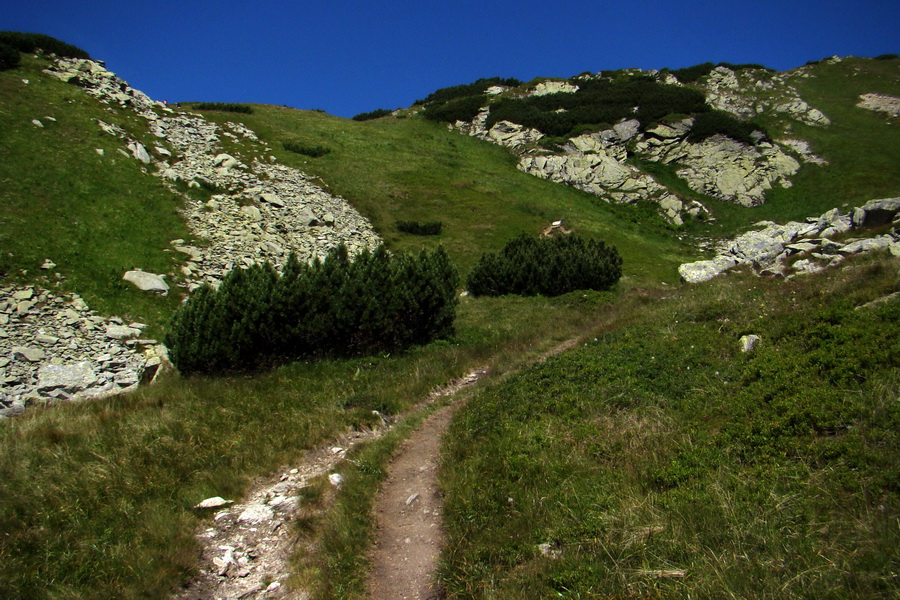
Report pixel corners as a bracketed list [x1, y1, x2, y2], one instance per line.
[396, 220, 442, 235]
[0, 31, 90, 59]
[165, 245, 459, 375]
[283, 141, 331, 157]
[415, 77, 522, 105]
[874, 53, 899, 60]
[352, 108, 393, 121]
[466, 233, 622, 297]
[670, 62, 717, 83]
[422, 95, 488, 123]
[192, 102, 253, 114]
[0, 42, 19, 71]
[483, 78, 709, 138]
[687, 110, 766, 145]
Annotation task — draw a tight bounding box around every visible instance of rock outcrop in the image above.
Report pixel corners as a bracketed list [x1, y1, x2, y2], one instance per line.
[451, 66, 828, 224]
[0, 285, 166, 418]
[700, 65, 831, 126]
[678, 197, 900, 282]
[856, 93, 900, 118]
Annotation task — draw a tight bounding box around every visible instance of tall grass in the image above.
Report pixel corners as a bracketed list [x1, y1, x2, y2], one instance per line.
[0, 290, 606, 600]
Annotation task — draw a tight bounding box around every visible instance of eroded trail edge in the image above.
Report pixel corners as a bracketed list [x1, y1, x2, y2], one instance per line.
[171, 368, 487, 600]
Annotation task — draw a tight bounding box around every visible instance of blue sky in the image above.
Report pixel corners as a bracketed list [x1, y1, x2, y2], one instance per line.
[7, 1, 898, 118]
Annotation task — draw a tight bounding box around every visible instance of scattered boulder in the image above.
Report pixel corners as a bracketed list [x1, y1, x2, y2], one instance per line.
[679, 198, 900, 282]
[123, 270, 169, 295]
[739, 335, 761, 353]
[36, 362, 98, 394]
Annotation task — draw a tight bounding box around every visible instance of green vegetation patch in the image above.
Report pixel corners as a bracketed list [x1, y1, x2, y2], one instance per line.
[283, 140, 332, 157]
[466, 233, 622, 297]
[483, 77, 709, 138]
[166, 245, 459, 375]
[395, 220, 443, 236]
[415, 76, 522, 105]
[0, 31, 90, 59]
[441, 253, 900, 599]
[191, 102, 253, 114]
[0, 54, 190, 331]
[352, 108, 393, 121]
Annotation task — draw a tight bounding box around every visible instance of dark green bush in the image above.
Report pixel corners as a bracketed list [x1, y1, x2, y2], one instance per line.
[415, 77, 522, 105]
[687, 110, 765, 145]
[874, 53, 899, 60]
[165, 245, 459, 375]
[670, 62, 717, 83]
[422, 95, 489, 123]
[669, 61, 773, 84]
[466, 233, 622, 297]
[352, 108, 393, 121]
[283, 142, 331, 157]
[0, 43, 19, 71]
[192, 102, 253, 114]
[483, 78, 709, 138]
[396, 220, 442, 235]
[0, 31, 90, 59]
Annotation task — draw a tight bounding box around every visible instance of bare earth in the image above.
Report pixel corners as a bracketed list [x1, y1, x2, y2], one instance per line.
[366, 403, 456, 600]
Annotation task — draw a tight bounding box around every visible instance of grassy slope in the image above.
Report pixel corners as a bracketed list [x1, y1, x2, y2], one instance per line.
[0, 51, 897, 600]
[191, 106, 692, 283]
[685, 57, 900, 236]
[441, 254, 900, 599]
[0, 55, 191, 331]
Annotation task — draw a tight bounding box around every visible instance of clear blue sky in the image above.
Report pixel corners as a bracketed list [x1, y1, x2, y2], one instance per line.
[7, 0, 898, 118]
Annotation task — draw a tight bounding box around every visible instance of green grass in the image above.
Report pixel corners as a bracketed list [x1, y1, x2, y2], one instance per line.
[2, 48, 898, 600]
[440, 252, 900, 599]
[0, 289, 607, 600]
[0, 55, 191, 333]
[685, 57, 900, 237]
[190, 105, 693, 283]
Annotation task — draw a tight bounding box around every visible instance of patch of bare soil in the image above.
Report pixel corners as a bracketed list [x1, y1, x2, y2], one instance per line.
[365, 403, 455, 600]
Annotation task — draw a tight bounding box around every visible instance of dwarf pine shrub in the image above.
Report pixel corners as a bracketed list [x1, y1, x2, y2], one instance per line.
[0, 43, 19, 71]
[688, 110, 765, 145]
[283, 141, 331, 157]
[166, 244, 459, 375]
[0, 31, 90, 59]
[396, 220, 442, 235]
[352, 108, 393, 121]
[466, 233, 622, 297]
[192, 102, 253, 114]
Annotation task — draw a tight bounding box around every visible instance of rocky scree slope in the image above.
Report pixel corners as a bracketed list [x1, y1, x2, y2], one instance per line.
[450, 64, 843, 224]
[1, 55, 381, 417]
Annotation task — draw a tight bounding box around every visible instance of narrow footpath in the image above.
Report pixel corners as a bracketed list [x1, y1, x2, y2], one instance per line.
[365, 403, 457, 600]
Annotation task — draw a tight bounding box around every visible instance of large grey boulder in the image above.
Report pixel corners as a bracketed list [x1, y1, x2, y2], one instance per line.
[678, 255, 738, 283]
[123, 270, 169, 295]
[36, 362, 98, 394]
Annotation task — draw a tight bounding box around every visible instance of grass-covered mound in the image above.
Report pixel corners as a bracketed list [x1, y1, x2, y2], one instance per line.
[441, 252, 900, 599]
[0, 53, 190, 331]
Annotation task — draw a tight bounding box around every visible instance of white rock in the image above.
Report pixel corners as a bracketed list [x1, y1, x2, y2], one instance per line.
[740, 335, 761, 353]
[123, 270, 169, 295]
[193, 496, 234, 510]
[237, 504, 275, 524]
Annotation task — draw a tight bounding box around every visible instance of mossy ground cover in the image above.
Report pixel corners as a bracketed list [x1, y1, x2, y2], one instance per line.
[440, 252, 900, 599]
